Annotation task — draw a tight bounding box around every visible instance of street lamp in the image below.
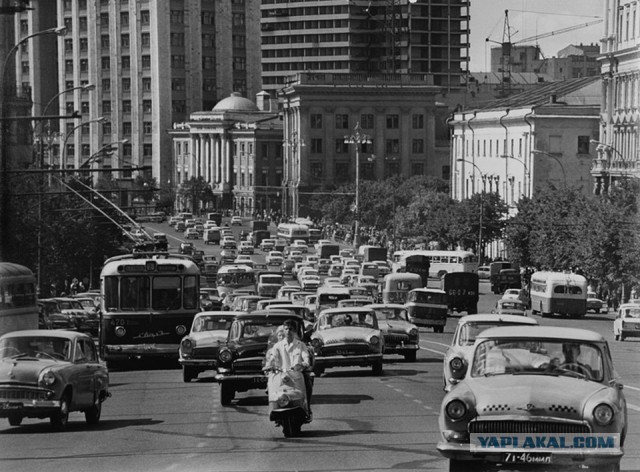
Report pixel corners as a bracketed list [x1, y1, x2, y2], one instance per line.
[60, 116, 106, 170]
[500, 154, 532, 197]
[531, 150, 567, 186]
[457, 158, 486, 264]
[79, 139, 129, 169]
[345, 122, 372, 250]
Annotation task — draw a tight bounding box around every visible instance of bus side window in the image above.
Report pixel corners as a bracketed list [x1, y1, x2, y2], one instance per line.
[553, 285, 565, 294]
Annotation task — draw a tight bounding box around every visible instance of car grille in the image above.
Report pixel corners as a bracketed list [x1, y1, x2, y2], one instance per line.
[193, 347, 219, 358]
[0, 387, 49, 401]
[233, 358, 264, 374]
[469, 420, 590, 435]
[385, 334, 410, 345]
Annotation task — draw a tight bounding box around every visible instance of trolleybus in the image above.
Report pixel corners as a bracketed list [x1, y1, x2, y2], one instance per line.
[99, 253, 200, 366]
[391, 250, 477, 278]
[0, 263, 38, 336]
[530, 271, 588, 317]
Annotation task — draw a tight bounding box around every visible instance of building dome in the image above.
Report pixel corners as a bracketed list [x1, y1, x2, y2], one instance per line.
[212, 92, 259, 112]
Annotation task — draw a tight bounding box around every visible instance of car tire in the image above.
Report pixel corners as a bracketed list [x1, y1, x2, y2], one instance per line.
[183, 367, 195, 383]
[372, 360, 383, 375]
[614, 333, 620, 341]
[220, 383, 234, 406]
[85, 396, 102, 425]
[50, 392, 70, 431]
[404, 351, 417, 362]
[7, 414, 22, 426]
[313, 365, 324, 377]
[620, 334, 625, 342]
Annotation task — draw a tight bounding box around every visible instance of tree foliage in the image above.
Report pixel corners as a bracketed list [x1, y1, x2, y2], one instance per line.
[177, 177, 214, 213]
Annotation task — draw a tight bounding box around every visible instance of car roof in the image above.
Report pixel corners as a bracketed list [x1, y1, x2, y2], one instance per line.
[232, 311, 304, 321]
[366, 303, 406, 310]
[0, 329, 89, 340]
[478, 325, 604, 341]
[195, 311, 244, 318]
[458, 314, 538, 324]
[320, 307, 375, 315]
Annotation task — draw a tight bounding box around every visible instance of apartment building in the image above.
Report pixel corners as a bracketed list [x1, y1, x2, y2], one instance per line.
[14, 0, 262, 189]
[260, 0, 470, 96]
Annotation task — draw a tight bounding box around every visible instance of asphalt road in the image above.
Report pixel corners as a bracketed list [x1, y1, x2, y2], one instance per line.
[1, 217, 638, 472]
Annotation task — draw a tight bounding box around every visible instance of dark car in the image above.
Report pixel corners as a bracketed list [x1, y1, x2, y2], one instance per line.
[215, 311, 305, 405]
[0, 330, 110, 430]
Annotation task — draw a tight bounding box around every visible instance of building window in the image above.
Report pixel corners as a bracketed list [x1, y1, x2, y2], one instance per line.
[412, 114, 424, 129]
[385, 160, 400, 176]
[82, 144, 90, 157]
[411, 162, 424, 175]
[143, 122, 152, 134]
[442, 165, 450, 181]
[142, 78, 151, 91]
[360, 114, 374, 129]
[79, 38, 88, 52]
[170, 33, 184, 47]
[122, 100, 131, 113]
[232, 35, 245, 49]
[171, 55, 185, 68]
[232, 13, 245, 25]
[386, 114, 399, 129]
[335, 162, 349, 182]
[100, 13, 109, 27]
[142, 55, 151, 69]
[79, 17, 87, 32]
[310, 138, 323, 154]
[101, 57, 110, 70]
[64, 17, 73, 33]
[143, 144, 152, 157]
[103, 122, 111, 135]
[121, 34, 129, 48]
[64, 39, 73, 52]
[141, 33, 150, 47]
[577, 136, 590, 154]
[123, 122, 132, 136]
[81, 101, 90, 113]
[202, 11, 214, 25]
[385, 139, 399, 154]
[310, 114, 322, 129]
[170, 10, 184, 23]
[101, 35, 109, 48]
[142, 100, 152, 113]
[335, 139, 349, 153]
[335, 114, 349, 129]
[120, 12, 129, 26]
[65, 60, 73, 73]
[412, 139, 424, 153]
[141, 10, 150, 25]
[311, 162, 323, 178]
[122, 56, 130, 70]
[232, 57, 245, 71]
[102, 78, 110, 91]
[122, 77, 131, 91]
[204, 56, 216, 70]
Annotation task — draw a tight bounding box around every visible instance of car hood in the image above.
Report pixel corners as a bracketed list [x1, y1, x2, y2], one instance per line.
[189, 330, 228, 347]
[463, 375, 607, 420]
[314, 326, 379, 344]
[379, 319, 416, 334]
[0, 357, 61, 384]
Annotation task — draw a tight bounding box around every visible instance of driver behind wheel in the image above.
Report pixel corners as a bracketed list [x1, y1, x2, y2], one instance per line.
[561, 342, 593, 378]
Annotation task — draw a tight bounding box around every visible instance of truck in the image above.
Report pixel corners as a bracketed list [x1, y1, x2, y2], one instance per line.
[360, 245, 388, 263]
[490, 261, 521, 294]
[251, 220, 269, 232]
[441, 272, 479, 315]
[318, 243, 340, 260]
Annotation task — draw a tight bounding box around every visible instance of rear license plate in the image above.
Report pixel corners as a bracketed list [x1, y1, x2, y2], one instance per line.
[503, 452, 551, 464]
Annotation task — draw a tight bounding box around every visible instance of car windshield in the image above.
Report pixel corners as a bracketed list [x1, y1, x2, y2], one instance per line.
[457, 322, 528, 346]
[623, 307, 640, 318]
[241, 322, 282, 340]
[0, 336, 71, 361]
[470, 338, 604, 381]
[322, 312, 375, 329]
[499, 301, 526, 310]
[374, 307, 409, 321]
[192, 316, 232, 332]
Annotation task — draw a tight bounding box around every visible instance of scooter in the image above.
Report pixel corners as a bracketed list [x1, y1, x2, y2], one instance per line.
[265, 367, 310, 437]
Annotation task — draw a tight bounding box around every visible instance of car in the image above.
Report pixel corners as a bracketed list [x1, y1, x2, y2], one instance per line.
[336, 298, 373, 308]
[317, 258, 332, 275]
[51, 297, 94, 332]
[215, 311, 305, 405]
[231, 216, 242, 226]
[477, 265, 491, 280]
[276, 285, 302, 300]
[289, 250, 304, 263]
[437, 326, 626, 472]
[493, 297, 528, 316]
[300, 275, 321, 292]
[233, 255, 254, 267]
[169, 216, 181, 227]
[220, 249, 237, 263]
[179, 242, 195, 254]
[291, 239, 308, 253]
[222, 238, 237, 250]
[323, 277, 343, 287]
[37, 299, 76, 330]
[238, 241, 254, 255]
[179, 312, 236, 382]
[328, 264, 344, 277]
[613, 302, 640, 341]
[260, 238, 277, 252]
[587, 291, 608, 314]
[442, 314, 539, 392]
[366, 304, 419, 361]
[266, 250, 284, 265]
[230, 294, 265, 312]
[0, 330, 110, 430]
[175, 221, 186, 232]
[310, 307, 383, 376]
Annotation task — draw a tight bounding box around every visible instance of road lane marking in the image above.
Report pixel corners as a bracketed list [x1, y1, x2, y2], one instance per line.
[624, 384, 640, 392]
[420, 340, 451, 348]
[420, 346, 446, 356]
[627, 403, 640, 413]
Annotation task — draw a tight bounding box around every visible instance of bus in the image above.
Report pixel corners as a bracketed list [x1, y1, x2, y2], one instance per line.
[277, 223, 310, 243]
[0, 263, 38, 335]
[391, 250, 478, 278]
[316, 286, 352, 314]
[530, 271, 588, 318]
[99, 253, 200, 366]
[215, 264, 256, 298]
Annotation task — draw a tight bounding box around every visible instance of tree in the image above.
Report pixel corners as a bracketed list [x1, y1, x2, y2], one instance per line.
[177, 177, 214, 214]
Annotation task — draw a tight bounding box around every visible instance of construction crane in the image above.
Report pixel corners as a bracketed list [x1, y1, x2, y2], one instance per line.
[486, 10, 603, 97]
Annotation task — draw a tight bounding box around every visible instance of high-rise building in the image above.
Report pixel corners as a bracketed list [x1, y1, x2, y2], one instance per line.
[15, 0, 262, 191]
[260, 0, 470, 95]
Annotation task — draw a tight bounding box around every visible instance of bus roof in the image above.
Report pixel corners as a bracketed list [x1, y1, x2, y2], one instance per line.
[0, 262, 35, 279]
[530, 271, 587, 284]
[217, 264, 254, 273]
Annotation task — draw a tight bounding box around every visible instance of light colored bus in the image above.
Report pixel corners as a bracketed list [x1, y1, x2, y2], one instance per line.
[0, 263, 38, 335]
[99, 253, 200, 367]
[215, 264, 256, 298]
[529, 271, 588, 318]
[277, 223, 310, 243]
[391, 250, 478, 278]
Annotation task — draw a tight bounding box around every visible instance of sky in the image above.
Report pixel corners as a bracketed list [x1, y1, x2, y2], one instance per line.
[469, 0, 605, 71]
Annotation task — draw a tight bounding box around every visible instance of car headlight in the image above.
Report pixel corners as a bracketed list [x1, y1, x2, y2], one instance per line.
[311, 338, 323, 349]
[445, 399, 468, 421]
[450, 357, 464, 371]
[409, 328, 418, 337]
[593, 403, 614, 425]
[218, 349, 233, 364]
[38, 369, 56, 387]
[369, 335, 380, 346]
[181, 338, 193, 354]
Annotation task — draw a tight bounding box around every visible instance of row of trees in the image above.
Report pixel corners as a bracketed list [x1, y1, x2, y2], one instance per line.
[307, 176, 640, 291]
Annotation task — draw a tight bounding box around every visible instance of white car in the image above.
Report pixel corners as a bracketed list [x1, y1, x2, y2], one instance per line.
[613, 303, 640, 341]
[231, 216, 242, 226]
[290, 241, 308, 253]
[238, 241, 254, 255]
[477, 265, 491, 280]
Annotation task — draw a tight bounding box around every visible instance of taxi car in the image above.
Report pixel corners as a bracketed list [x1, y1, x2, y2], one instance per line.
[179, 312, 236, 382]
[438, 326, 626, 472]
[231, 215, 243, 226]
[366, 303, 419, 361]
[443, 314, 538, 392]
[587, 291, 607, 314]
[613, 302, 640, 341]
[0, 330, 110, 430]
[215, 311, 305, 405]
[310, 307, 383, 376]
[493, 298, 528, 316]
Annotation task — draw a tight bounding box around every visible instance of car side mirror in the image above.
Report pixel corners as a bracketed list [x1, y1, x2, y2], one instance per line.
[609, 379, 624, 390]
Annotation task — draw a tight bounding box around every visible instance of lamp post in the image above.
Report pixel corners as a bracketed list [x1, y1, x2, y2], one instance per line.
[283, 131, 304, 219]
[344, 122, 372, 250]
[60, 116, 106, 170]
[457, 158, 486, 264]
[1, 25, 68, 262]
[500, 154, 532, 197]
[531, 150, 567, 186]
[79, 139, 128, 169]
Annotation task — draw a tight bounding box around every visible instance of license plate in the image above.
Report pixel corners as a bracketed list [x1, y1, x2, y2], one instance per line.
[336, 350, 356, 356]
[503, 452, 551, 464]
[1, 402, 22, 410]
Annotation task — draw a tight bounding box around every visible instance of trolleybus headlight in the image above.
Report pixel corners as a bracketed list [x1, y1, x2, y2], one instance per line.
[115, 326, 126, 337]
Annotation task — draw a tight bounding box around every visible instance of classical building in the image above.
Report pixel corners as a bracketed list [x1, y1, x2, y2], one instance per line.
[260, 0, 470, 96]
[279, 72, 442, 218]
[591, 0, 639, 194]
[169, 92, 282, 215]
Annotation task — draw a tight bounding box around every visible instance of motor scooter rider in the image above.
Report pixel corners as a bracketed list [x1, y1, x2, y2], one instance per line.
[265, 319, 313, 421]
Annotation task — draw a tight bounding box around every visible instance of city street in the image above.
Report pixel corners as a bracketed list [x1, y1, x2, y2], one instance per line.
[0, 219, 639, 472]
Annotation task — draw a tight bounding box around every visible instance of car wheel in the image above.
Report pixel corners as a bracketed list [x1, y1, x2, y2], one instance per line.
[7, 414, 22, 426]
[50, 392, 70, 431]
[620, 334, 625, 342]
[183, 367, 195, 383]
[614, 333, 620, 341]
[313, 365, 325, 377]
[404, 351, 417, 362]
[372, 361, 383, 375]
[220, 383, 234, 406]
[85, 396, 102, 425]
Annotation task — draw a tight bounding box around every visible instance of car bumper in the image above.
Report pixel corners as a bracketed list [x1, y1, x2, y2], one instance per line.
[383, 343, 419, 354]
[437, 441, 623, 466]
[179, 357, 218, 368]
[315, 353, 383, 368]
[104, 343, 179, 359]
[214, 373, 267, 391]
[0, 387, 60, 417]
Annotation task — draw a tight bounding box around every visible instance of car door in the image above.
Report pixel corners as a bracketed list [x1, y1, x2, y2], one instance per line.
[73, 338, 95, 407]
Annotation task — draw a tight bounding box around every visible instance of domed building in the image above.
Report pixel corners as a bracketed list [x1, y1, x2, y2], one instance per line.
[170, 92, 282, 216]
